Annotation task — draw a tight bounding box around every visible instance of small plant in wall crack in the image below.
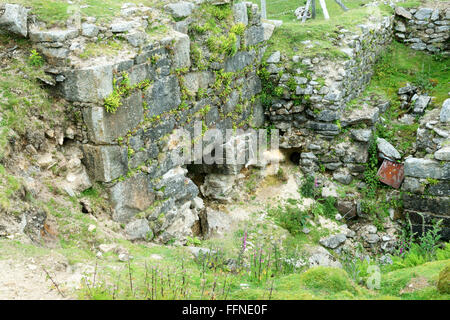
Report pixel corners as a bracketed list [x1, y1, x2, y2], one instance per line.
[104, 72, 151, 114]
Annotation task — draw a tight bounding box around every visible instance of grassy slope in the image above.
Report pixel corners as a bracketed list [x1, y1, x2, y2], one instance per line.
[244, 0, 392, 59]
[0, 33, 62, 161]
[350, 40, 450, 155]
[7, 0, 172, 25]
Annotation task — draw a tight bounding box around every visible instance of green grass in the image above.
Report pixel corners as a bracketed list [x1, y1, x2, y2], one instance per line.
[397, 0, 450, 8]
[0, 33, 62, 160]
[366, 41, 450, 106]
[254, 0, 392, 60]
[349, 41, 450, 155]
[7, 0, 173, 25]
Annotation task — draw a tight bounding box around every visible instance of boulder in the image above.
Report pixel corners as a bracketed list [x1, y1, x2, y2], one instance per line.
[187, 247, 212, 259]
[440, 99, 450, 122]
[59, 63, 114, 102]
[164, 1, 195, 19]
[395, 6, 412, 19]
[262, 22, 275, 41]
[377, 138, 401, 160]
[108, 173, 156, 222]
[307, 246, 342, 268]
[413, 95, 431, 114]
[161, 202, 199, 243]
[125, 219, 152, 240]
[333, 169, 353, 185]
[0, 4, 28, 37]
[29, 28, 79, 42]
[83, 90, 144, 144]
[82, 145, 128, 182]
[351, 129, 372, 142]
[81, 23, 99, 37]
[435, 146, 450, 161]
[319, 233, 347, 249]
[341, 107, 379, 127]
[202, 208, 232, 238]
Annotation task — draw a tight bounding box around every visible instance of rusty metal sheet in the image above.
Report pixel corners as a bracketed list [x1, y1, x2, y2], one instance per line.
[377, 159, 404, 189]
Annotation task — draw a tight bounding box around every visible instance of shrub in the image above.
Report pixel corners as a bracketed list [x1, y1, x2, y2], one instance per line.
[268, 199, 309, 235]
[29, 49, 44, 67]
[299, 175, 319, 199]
[299, 266, 356, 294]
[437, 264, 450, 294]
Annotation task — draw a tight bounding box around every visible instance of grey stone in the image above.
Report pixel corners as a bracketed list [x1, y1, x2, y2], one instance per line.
[365, 233, 380, 244]
[144, 75, 181, 117]
[37, 46, 69, 65]
[266, 51, 280, 63]
[403, 193, 450, 215]
[341, 107, 379, 126]
[394, 21, 406, 32]
[395, 6, 412, 19]
[404, 157, 450, 180]
[82, 145, 128, 182]
[29, 28, 79, 42]
[435, 146, 450, 161]
[0, 4, 28, 37]
[440, 99, 450, 122]
[306, 121, 339, 132]
[225, 51, 255, 72]
[414, 8, 434, 20]
[307, 246, 342, 268]
[233, 2, 248, 26]
[200, 174, 236, 202]
[59, 64, 113, 102]
[402, 177, 424, 194]
[413, 95, 431, 114]
[125, 32, 148, 47]
[351, 129, 372, 142]
[411, 42, 427, 51]
[110, 20, 134, 33]
[187, 247, 213, 259]
[183, 71, 214, 94]
[164, 1, 195, 19]
[262, 22, 275, 41]
[156, 167, 199, 203]
[377, 138, 401, 160]
[125, 219, 152, 240]
[109, 173, 155, 222]
[428, 181, 450, 197]
[333, 170, 353, 185]
[81, 23, 99, 37]
[83, 90, 144, 144]
[172, 31, 191, 69]
[202, 208, 232, 238]
[244, 25, 265, 46]
[319, 233, 347, 249]
[398, 84, 416, 95]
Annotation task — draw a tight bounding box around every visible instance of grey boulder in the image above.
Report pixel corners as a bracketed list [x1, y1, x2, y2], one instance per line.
[377, 137, 401, 160]
[0, 4, 28, 37]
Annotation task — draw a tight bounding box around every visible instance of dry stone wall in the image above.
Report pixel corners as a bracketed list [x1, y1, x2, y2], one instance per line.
[402, 100, 450, 240]
[264, 15, 393, 183]
[394, 5, 450, 55]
